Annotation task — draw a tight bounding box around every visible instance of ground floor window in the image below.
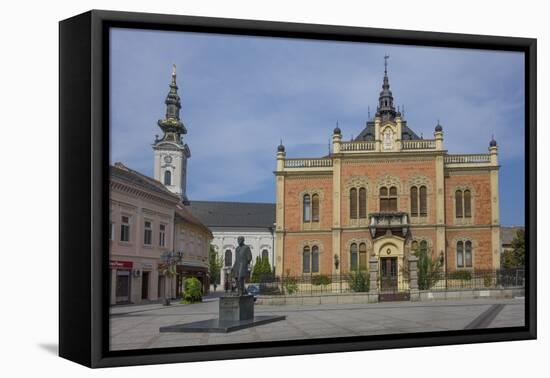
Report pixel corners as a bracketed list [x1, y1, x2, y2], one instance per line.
[457, 240, 473, 268]
[303, 245, 319, 273]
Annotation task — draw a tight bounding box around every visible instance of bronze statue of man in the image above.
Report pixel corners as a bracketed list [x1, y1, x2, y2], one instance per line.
[232, 236, 252, 295]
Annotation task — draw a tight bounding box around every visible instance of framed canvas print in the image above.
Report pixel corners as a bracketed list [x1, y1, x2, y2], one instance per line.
[59, 10, 536, 368]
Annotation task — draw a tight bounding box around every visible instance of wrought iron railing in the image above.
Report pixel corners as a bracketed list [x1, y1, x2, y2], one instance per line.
[415, 268, 525, 291]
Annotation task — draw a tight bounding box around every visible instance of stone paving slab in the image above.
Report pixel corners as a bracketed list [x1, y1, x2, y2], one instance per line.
[109, 297, 525, 351]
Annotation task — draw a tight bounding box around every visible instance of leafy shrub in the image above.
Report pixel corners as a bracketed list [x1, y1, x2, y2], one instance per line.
[349, 270, 369, 292]
[449, 270, 472, 281]
[181, 277, 202, 304]
[283, 276, 298, 295]
[311, 275, 332, 286]
[483, 276, 493, 287]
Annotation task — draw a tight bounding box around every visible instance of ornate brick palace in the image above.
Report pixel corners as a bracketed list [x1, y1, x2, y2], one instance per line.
[273, 58, 501, 290]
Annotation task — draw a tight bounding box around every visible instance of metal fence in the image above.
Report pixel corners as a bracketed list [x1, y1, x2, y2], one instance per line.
[248, 268, 524, 296]
[250, 272, 371, 296]
[416, 268, 525, 291]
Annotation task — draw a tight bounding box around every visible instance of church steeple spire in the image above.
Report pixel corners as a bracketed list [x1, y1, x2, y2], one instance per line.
[376, 55, 397, 122]
[153, 64, 191, 205]
[157, 64, 186, 144]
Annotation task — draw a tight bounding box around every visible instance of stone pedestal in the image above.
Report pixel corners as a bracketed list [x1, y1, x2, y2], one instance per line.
[408, 255, 420, 301]
[219, 295, 254, 322]
[159, 294, 285, 333]
[369, 258, 379, 294]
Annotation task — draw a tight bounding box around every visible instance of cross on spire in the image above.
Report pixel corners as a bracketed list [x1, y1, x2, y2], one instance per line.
[384, 54, 390, 74]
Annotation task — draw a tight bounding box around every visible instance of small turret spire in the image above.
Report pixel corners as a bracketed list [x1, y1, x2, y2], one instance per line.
[377, 55, 396, 122]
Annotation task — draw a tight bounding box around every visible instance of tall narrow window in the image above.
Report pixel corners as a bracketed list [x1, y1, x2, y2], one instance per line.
[159, 224, 166, 247]
[120, 216, 130, 242]
[380, 187, 388, 211]
[109, 222, 115, 241]
[359, 188, 367, 218]
[457, 241, 464, 268]
[312, 194, 320, 222]
[164, 170, 171, 186]
[303, 246, 311, 273]
[410, 186, 418, 216]
[350, 188, 358, 219]
[224, 249, 232, 267]
[389, 186, 398, 211]
[303, 194, 311, 222]
[261, 249, 269, 261]
[465, 241, 473, 267]
[311, 246, 319, 273]
[455, 190, 463, 218]
[350, 243, 358, 271]
[143, 221, 152, 245]
[419, 186, 427, 216]
[464, 190, 472, 218]
[359, 243, 367, 270]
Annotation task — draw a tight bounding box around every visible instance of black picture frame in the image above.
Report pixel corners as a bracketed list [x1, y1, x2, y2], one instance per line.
[59, 9, 537, 368]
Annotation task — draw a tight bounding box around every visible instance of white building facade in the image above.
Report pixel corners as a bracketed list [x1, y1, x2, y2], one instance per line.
[186, 201, 276, 290]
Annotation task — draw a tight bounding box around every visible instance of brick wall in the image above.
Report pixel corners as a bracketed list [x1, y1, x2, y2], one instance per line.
[284, 175, 333, 231]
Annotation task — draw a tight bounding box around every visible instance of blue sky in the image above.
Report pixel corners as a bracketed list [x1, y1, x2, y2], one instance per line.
[110, 28, 525, 226]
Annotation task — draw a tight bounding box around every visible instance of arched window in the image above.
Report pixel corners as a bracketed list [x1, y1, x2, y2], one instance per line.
[359, 188, 367, 219]
[389, 187, 397, 211]
[359, 243, 367, 270]
[224, 249, 232, 267]
[455, 190, 463, 218]
[164, 170, 172, 186]
[380, 186, 398, 212]
[464, 190, 472, 218]
[261, 249, 269, 261]
[350, 243, 358, 271]
[350, 188, 358, 219]
[303, 194, 311, 222]
[465, 241, 473, 267]
[303, 246, 311, 273]
[311, 194, 320, 222]
[410, 186, 418, 216]
[456, 241, 464, 267]
[419, 186, 427, 216]
[311, 246, 319, 273]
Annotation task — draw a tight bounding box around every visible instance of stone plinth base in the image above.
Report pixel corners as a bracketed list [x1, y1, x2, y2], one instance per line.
[159, 294, 286, 333]
[159, 315, 286, 333]
[219, 295, 254, 322]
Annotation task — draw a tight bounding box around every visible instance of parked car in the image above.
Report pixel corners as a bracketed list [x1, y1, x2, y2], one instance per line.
[247, 285, 260, 302]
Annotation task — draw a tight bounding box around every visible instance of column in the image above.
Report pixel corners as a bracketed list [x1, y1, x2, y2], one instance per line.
[408, 255, 420, 301]
[369, 258, 379, 294]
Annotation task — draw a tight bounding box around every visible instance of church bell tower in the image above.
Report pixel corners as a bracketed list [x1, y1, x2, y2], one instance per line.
[153, 65, 191, 204]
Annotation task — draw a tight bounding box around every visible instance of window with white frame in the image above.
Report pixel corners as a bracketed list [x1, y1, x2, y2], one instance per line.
[159, 224, 166, 247]
[143, 221, 152, 245]
[120, 216, 130, 242]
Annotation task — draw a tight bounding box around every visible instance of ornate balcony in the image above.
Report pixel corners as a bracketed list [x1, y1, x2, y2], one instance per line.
[368, 212, 409, 239]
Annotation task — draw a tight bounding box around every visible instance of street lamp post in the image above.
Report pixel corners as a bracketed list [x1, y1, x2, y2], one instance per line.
[160, 250, 183, 306]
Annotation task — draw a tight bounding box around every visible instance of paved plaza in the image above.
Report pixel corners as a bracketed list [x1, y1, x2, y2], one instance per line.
[110, 296, 525, 351]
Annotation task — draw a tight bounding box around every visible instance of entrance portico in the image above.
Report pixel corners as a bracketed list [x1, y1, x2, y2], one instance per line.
[372, 234, 407, 291]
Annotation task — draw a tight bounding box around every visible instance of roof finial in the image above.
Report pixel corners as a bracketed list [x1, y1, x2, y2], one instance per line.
[368, 106, 371, 120]
[172, 63, 176, 76]
[384, 54, 389, 75]
[402, 104, 405, 117]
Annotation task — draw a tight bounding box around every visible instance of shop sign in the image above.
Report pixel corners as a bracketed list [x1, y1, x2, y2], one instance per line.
[110, 260, 133, 269]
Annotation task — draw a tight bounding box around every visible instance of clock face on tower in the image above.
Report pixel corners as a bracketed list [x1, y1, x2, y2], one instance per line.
[164, 155, 173, 164]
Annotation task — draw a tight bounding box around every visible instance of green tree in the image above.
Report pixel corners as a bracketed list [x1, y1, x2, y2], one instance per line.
[251, 256, 262, 282]
[502, 229, 525, 268]
[209, 245, 223, 291]
[414, 243, 442, 290]
[349, 270, 369, 292]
